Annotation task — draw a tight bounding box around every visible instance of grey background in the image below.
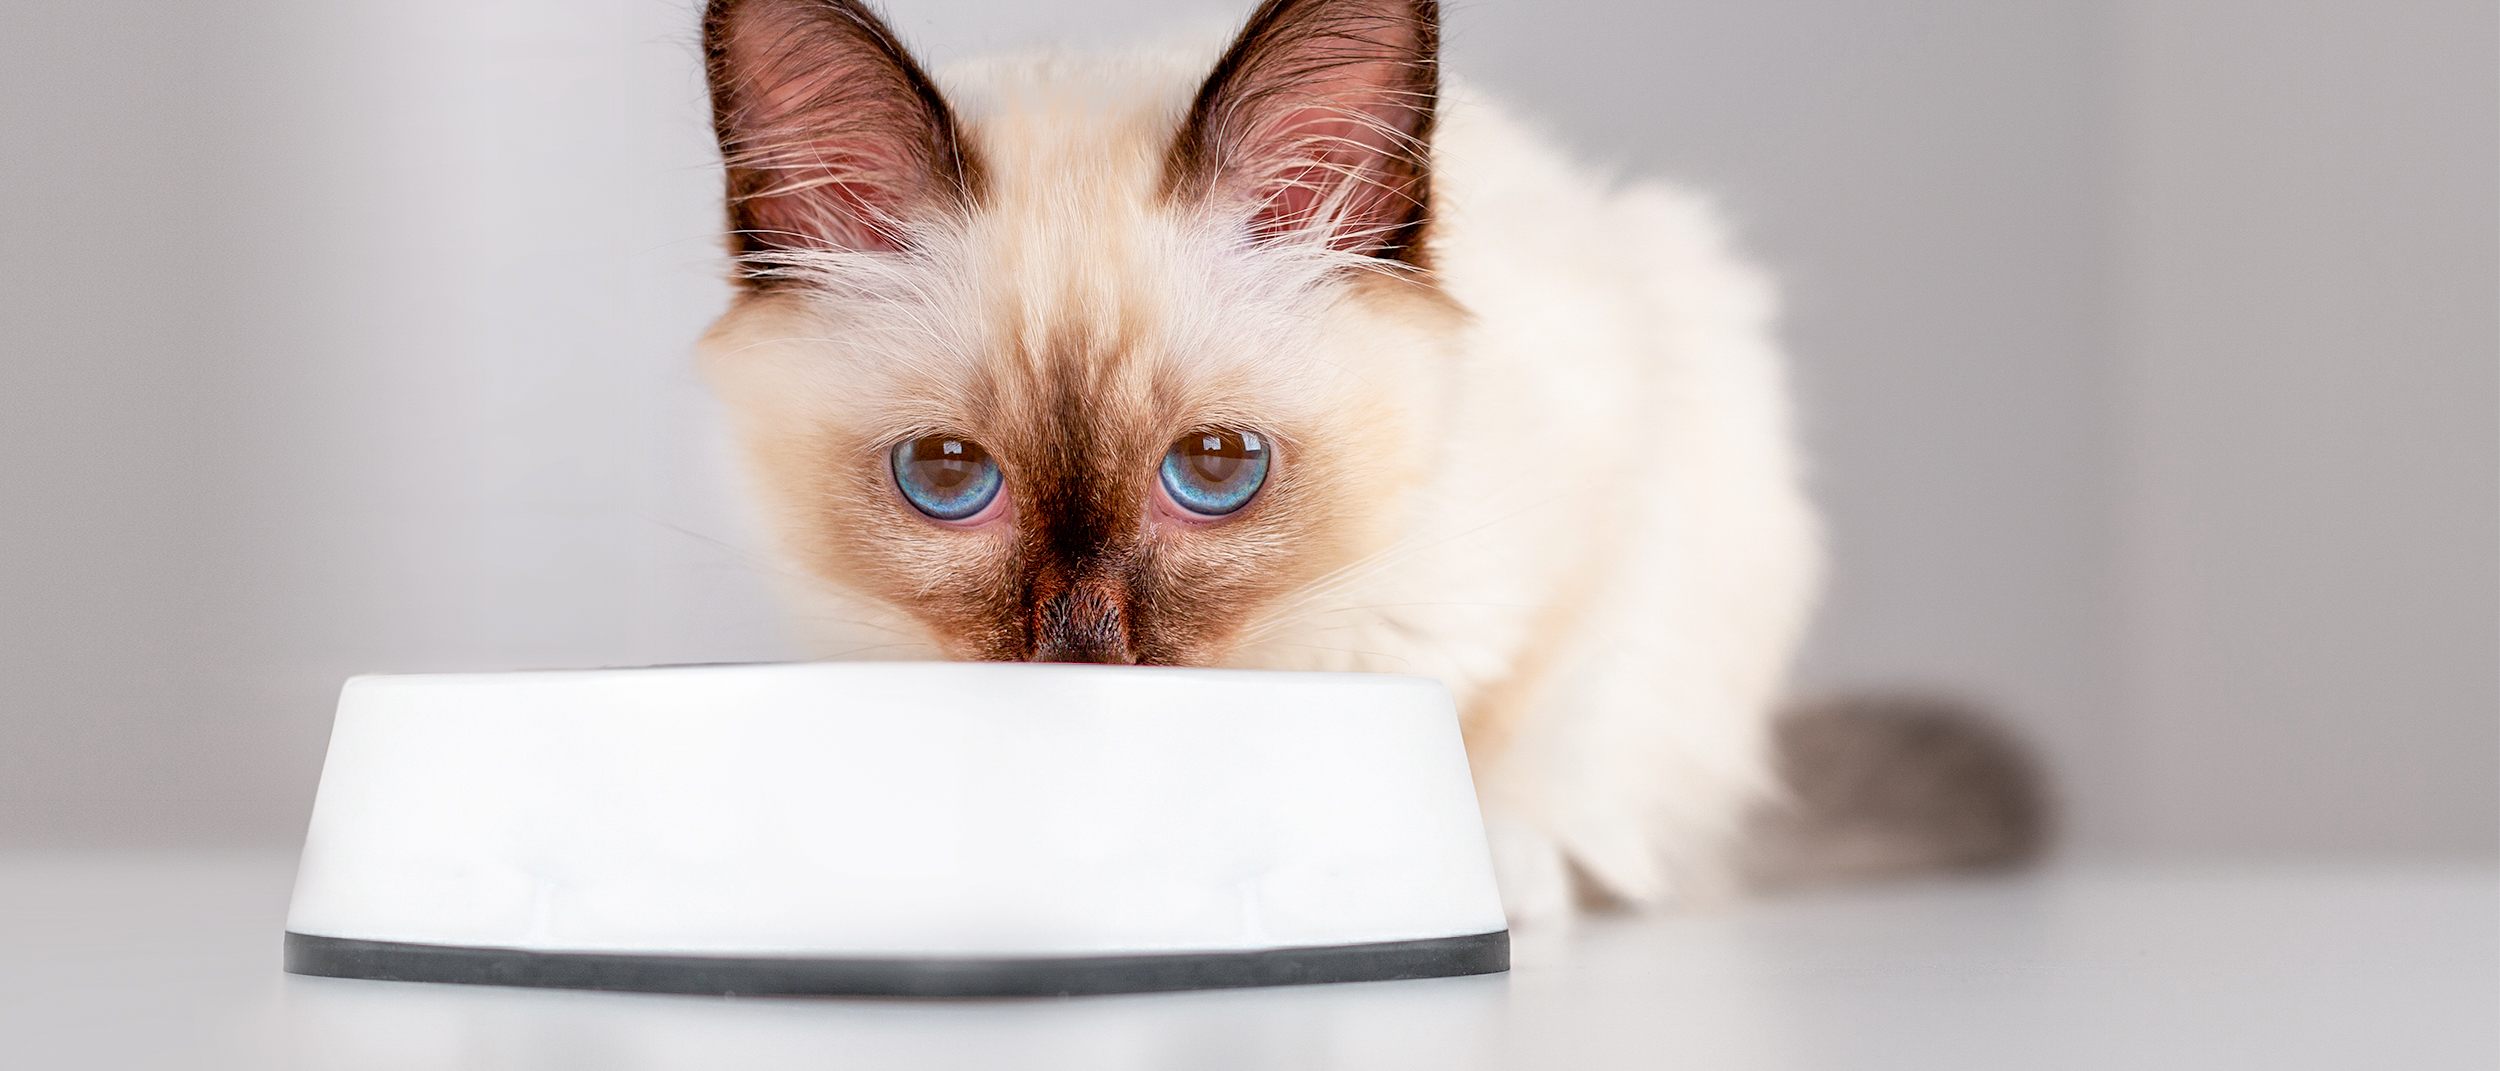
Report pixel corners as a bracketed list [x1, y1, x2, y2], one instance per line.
[1, 0, 2490, 855]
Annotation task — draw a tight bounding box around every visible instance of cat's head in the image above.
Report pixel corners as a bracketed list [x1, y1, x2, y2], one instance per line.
[699, 0, 1451, 665]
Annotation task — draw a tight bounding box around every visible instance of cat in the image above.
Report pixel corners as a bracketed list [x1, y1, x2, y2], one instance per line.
[694, 0, 2041, 925]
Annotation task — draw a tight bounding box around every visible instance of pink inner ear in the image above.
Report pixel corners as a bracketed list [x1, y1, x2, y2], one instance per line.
[733, 135, 916, 254]
[769, 183, 907, 255]
[1180, 0, 1435, 260]
[711, 0, 959, 256]
[1241, 92, 1419, 252]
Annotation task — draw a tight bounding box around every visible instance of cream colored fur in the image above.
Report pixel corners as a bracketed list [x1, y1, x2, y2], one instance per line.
[702, 48, 1820, 927]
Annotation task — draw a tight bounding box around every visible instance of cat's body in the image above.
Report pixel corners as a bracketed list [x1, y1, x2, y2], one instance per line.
[701, 0, 2020, 925]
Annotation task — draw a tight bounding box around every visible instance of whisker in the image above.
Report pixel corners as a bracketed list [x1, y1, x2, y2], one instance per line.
[821, 640, 940, 660]
[1237, 640, 1413, 670]
[1239, 489, 1564, 644]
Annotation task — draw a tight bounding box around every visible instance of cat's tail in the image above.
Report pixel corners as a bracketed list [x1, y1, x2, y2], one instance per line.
[1736, 693, 2052, 892]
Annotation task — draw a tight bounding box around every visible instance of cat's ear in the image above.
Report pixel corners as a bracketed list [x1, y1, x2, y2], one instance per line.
[704, 0, 978, 260]
[1167, 0, 1439, 263]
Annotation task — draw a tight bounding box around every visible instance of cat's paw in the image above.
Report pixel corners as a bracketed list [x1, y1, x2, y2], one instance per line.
[1482, 805, 1575, 932]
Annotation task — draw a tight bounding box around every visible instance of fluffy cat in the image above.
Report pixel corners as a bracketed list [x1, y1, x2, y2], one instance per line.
[695, 0, 2034, 925]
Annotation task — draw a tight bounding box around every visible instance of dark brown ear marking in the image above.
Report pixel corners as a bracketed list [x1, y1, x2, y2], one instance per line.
[704, 0, 981, 273]
[1167, 0, 1439, 264]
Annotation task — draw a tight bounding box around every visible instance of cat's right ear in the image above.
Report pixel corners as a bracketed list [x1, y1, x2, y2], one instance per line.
[704, 0, 978, 263]
[1167, 0, 1438, 264]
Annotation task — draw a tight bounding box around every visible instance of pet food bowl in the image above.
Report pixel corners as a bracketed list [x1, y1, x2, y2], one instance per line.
[283, 662, 1508, 997]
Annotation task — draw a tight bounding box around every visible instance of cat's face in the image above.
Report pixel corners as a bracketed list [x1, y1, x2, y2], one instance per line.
[699, 0, 1449, 665]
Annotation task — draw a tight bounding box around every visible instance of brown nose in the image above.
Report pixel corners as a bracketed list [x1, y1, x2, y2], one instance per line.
[1031, 581, 1133, 663]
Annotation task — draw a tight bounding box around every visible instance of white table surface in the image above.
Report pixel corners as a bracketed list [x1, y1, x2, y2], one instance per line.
[1, 851, 2489, 1069]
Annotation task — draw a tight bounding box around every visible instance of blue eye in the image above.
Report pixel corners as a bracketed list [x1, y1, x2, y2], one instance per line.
[892, 435, 1002, 521]
[1159, 429, 1269, 516]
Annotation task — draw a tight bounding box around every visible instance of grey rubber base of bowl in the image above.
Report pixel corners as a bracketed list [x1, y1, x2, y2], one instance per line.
[283, 929, 1509, 998]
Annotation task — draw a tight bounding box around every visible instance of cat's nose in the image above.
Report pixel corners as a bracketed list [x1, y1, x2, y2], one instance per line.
[1030, 582, 1134, 664]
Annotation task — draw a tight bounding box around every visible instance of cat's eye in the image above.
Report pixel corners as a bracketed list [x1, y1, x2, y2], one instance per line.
[1159, 429, 1270, 516]
[892, 435, 1003, 521]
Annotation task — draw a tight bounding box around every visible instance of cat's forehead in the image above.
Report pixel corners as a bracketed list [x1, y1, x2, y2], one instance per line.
[941, 50, 1205, 181]
[897, 64, 1318, 417]
[786, 232, 1326, 454]
[946, 59, 1209, 305]
[766, 54, 1374, 444]
[950, 254, 1328, 451]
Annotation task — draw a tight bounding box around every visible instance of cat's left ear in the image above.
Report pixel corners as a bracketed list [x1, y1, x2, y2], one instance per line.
[1168, 0, 1439, 264]
[704, 0, 978, 262]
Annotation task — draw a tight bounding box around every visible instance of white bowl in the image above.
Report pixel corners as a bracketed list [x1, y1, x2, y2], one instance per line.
[283, 662, 1508, 996]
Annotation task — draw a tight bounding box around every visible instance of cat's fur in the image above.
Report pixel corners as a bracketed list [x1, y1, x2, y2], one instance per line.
[697, 0, 1832, 925]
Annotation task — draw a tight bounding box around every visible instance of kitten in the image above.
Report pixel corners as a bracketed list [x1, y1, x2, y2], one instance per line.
[695, 0, 2035, 924]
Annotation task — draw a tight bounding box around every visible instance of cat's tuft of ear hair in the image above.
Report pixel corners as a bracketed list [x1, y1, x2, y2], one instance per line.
[705, 0, 1439, 273]
[704, 0, 982, 262]
[1168, 0, 1441, 263]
